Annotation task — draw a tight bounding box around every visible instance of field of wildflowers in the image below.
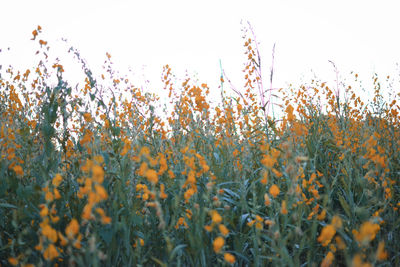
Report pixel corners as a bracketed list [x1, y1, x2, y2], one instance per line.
[0, 25, 399, 266]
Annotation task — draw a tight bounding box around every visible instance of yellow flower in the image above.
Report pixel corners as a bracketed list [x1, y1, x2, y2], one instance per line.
[317, 225, 336, 247]
[269, 184, 280, 198]
[213, 236, 225, 253]
[224, 252, 236, 264]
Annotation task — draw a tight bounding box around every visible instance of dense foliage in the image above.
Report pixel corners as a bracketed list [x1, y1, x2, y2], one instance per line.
[1, 25, 399, 266]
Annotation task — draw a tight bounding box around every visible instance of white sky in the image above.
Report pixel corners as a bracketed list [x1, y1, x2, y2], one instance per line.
[1, 0, 400, 103]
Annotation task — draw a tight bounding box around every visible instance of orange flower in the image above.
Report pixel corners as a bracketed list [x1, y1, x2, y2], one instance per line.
[184, 188, 195, 202]
[211, 210, 222, 224]
[219, 224, 229, 236]
[331, 215, 342, 229]
[8, 257, 18, 266]
[82, 203, 93, 220]
[138, 162, 148, 176]
[260, 170, 268, 184]
[65, 218, 79, 239]
[264, 193, 271, 206]
[58, 232, 68, 246]
[95, 184, 108, 200]
[45, 191, 54, 202]
[224, 252, 236, 264]
[83, 112, 92, 122]
[204, 225, 213, 232]
[317, 225, 336, 246]
[52, 173, 63, 187]
[159, 184, 168, 199]
[168, 169, 176, 179]
[40, 205, 49, 217]
[351, 254, 372, 267]
[272, 168, 283, 178]
[321, 251, 334, 267]
[269, 184, 280, 198]
[13, 165, 23, 176]
[145, 169, 158, 184]
[376, 241, 388, 261]
[353, 221, 380, 245]
[92, 165, 104, 183]
[281, 200, 288, 215]
[32, 30, 38, 39]
[335, 236, 346, 250]
[175, 217, 188, 229]
[213, 236, 225, 253]
[53, 188, 61, 200]
[39, 39, 47, 46]
[317, 210, 326, 221]
[101, 215, 112, 224]
[43, 243, 59, 260]
[255, 215, 263, 229]
[94, 155, 104, 164]
[261, 154, 276, 168]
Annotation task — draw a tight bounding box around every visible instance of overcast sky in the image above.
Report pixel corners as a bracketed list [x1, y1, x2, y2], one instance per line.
[1, 0, 400, 100]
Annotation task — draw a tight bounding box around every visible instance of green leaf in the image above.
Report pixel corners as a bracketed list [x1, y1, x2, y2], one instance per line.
[338, 194, 351, 218]
[169, 244, 187, 261]
[0, 203, 17, 209]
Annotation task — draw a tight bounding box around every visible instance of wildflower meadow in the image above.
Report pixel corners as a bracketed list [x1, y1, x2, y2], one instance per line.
[0, 25, 399, 266]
